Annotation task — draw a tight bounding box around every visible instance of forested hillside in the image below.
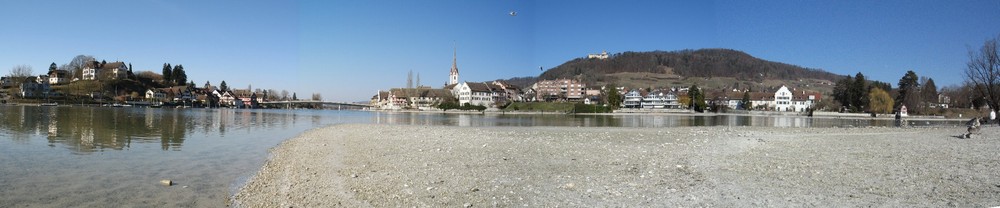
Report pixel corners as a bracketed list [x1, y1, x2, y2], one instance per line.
[538, 49, 843, 85]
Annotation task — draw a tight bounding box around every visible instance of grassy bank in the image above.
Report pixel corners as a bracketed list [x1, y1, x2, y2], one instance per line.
[504, 102, 613, 113]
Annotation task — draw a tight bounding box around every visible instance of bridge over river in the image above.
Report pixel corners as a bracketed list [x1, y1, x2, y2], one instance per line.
[258, 100, 370, 109]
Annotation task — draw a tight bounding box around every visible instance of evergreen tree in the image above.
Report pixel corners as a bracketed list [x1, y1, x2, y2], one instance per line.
[897, 70, 921, 112]
[604, 84, 622, 109]
[870, 80, 892, 92]
[833, 75, 853, 109]
[741, 90, 751, 110]
[689, 84, 706, 112]
[292, 93, 298, 101]
[923, 78, 938, 103]
[162, 63, 173, 84]
[49, 62, 57, 72]
[220, 80, 228, 92]
[204, 81, 211, 89]
[688, 85, 699, 110]
[173, 65, 187, 85]
[851, 72, 868, 111]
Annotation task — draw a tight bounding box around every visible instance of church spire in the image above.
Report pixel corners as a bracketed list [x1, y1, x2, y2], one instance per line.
[448, 44, 459, 85]
[451, 46, 458, 74]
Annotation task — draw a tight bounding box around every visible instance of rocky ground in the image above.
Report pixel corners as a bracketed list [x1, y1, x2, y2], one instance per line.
[232, 124, 1000, 207]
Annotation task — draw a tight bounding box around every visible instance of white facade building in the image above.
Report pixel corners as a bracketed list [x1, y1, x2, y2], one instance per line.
[452, 82, 502, 107]
[774, 86, 792, 111]
[48, 71, 69, 85]
[82, 66, 98, 80]
[641, 91, 680, 109]
[773, 85, 815, 112]
[82, 62, 128, 80]
[622, 90, 643, 108]
[588, 51, 609, 59]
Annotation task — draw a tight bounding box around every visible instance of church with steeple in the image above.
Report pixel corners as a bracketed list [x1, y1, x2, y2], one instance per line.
[448, 47, 459, 86]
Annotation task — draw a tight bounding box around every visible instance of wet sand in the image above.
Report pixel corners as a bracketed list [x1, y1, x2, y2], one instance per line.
[233, 124, 1000, 207]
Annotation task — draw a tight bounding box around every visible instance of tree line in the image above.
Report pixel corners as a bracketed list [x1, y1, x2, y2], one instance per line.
[831, 70, 939, 114]
[830, 34, 1000, 116]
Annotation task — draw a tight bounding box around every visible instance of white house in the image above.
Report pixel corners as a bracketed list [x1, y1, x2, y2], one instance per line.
[215, 90, 240, 107]
[145, 89, 167, 102]
[622, 90, 643, 108]
[641, 91, 680, 109]
[451, 82, 504, 107]
[491, 80, 524, 102]
[82, 62, 129, 80]
[774, 86, 793, 111]
[48, 70, 70, 85]
[773, 85, 816, 112]
[82, 66, 98, 80]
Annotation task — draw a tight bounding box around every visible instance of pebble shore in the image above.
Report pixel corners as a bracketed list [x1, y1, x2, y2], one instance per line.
[232, 124, 1000, 207]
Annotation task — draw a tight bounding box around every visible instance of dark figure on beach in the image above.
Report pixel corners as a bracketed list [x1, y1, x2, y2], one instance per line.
[966, 117, 981, 139]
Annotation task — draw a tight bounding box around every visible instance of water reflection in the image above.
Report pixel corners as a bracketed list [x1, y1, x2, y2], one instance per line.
[0, 106, 968, 154]
[0, 106, 326, 154]
[369, 111, 964, 128]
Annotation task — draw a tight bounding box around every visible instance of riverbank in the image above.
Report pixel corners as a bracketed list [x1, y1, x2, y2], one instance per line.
[233, 124, 1000, 207]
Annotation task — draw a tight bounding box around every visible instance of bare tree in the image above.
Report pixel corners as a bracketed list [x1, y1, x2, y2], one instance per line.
[8, 65, 33, 78]
[8, 65, 34, 97]
[267, 89, 279, 100]
[280, 90, 290, 101]
[965, 35, 1000, 115]
[311, 93, 322, 101]
[68, 55, 95, 79]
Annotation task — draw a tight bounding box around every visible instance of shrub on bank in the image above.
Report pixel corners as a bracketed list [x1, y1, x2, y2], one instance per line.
[436, 102, 486, 111]
[504, 102, 575, 112]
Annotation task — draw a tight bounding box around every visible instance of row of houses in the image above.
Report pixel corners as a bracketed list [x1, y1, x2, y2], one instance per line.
[1, 79, 59, 99]
[708, 85, 820, 112]
[372, 75, 820, 112]
[620, 85, 820, 112]
[372, 78, 596, 109]
[371, 87, 452, 110]
[0, 74, 269, 108]
[142, 86, 270, 108]
[1, 61, 135, 97]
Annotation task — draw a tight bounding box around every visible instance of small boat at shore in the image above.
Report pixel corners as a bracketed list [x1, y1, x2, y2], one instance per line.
[40, 103, 58, 106]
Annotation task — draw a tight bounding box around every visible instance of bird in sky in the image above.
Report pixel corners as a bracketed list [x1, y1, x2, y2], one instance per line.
[509, 11, 517, 16]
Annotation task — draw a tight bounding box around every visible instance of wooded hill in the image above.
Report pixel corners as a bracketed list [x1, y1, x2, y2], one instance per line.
[541, 49, 842, 83]
[502, 49, 841, 92]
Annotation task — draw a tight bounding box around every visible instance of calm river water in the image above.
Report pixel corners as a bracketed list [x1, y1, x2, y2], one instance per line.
[0, 106, 964, 206]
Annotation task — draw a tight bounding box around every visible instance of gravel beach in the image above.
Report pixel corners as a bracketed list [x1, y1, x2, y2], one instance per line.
[232, 124, 1000, 207]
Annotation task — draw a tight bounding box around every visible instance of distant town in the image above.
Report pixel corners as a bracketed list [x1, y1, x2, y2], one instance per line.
[371, 49, 965, 117]
[0, 55, 327, 109]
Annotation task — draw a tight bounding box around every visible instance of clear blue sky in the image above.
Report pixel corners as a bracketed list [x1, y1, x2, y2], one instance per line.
[1, 1, 998, 102]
